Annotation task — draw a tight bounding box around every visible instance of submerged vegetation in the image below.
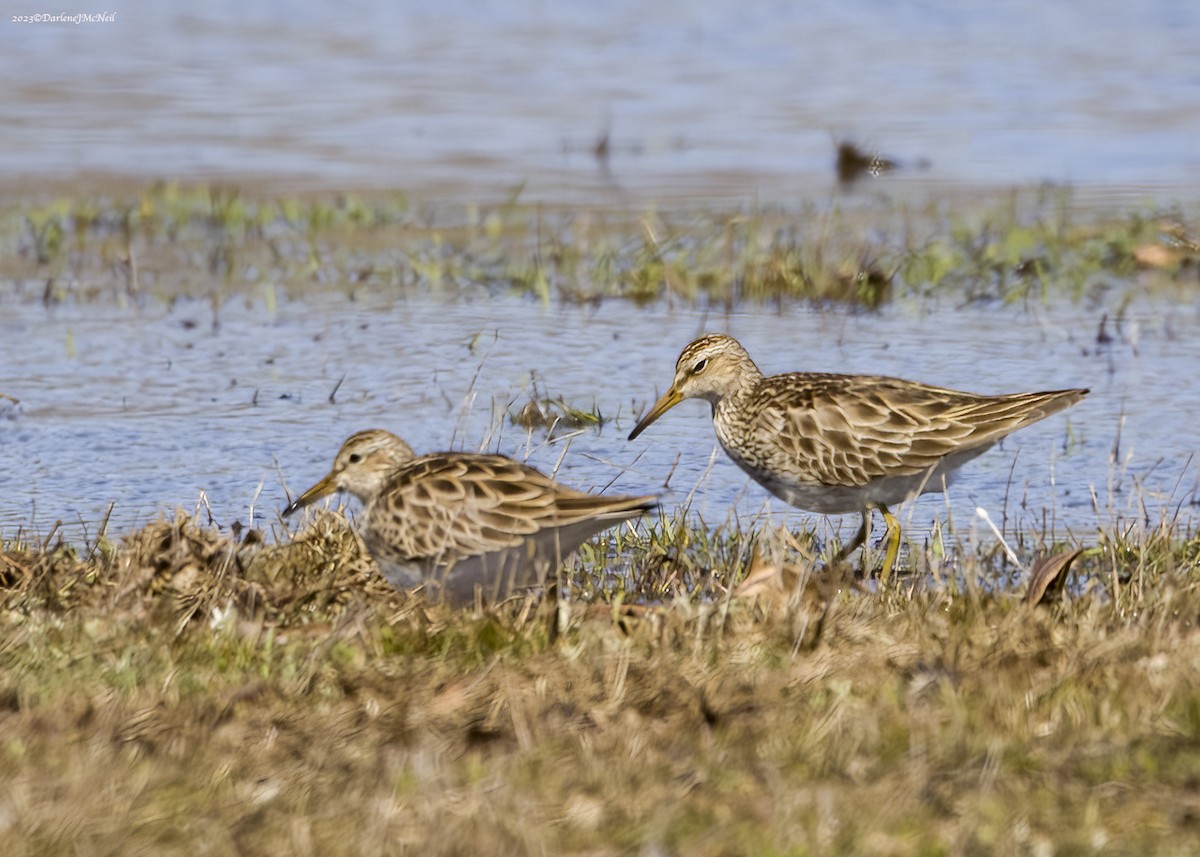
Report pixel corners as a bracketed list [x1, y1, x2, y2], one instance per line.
[508, 373, 607, 436]
[1, 510, 1198, 854]
[1, 182, 1197, 309]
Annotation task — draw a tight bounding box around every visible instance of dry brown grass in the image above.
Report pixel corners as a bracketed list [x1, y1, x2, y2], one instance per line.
[2, 512, 1199, 855]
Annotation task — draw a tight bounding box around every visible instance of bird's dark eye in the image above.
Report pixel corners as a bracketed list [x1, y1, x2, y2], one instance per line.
[691, 358, 708, 374]
[348, 453, 363, 464]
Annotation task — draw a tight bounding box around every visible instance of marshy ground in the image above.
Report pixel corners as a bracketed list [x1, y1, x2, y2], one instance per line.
[2, 510, 1199, 855]
[2, 183, 1199, 855]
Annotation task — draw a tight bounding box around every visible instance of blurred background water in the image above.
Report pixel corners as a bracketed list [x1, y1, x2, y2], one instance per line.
[3, 0, 1199, 203]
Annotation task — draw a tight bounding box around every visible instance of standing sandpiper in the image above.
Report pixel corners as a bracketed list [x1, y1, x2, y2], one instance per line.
[628, 334, 1087, 579]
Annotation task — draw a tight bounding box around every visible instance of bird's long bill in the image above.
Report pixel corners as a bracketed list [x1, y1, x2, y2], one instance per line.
[628, 387, 684, 440]
[282, 472, 338, 517]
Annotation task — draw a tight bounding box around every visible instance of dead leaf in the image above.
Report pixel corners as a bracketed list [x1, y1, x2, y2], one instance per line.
[1133, 243, 1181, 269]
[734, 546, 829, 613]
[1023, 547, 1084, 606]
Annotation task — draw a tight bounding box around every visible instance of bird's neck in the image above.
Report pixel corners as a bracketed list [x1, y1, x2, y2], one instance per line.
[711, 365, 761, 416]
[349, 466, 402, 506]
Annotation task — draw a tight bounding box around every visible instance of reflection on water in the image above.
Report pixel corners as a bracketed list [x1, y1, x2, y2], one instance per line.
[1, 292, 1196, 548]
[2, 0, 1199, 201]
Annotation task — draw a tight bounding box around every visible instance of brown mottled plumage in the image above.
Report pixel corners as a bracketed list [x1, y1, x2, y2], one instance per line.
[628, 334, 1087, 578]
[284, 430, 656, 604]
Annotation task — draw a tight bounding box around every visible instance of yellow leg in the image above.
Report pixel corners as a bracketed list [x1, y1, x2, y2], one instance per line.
[879, 505, 901, 584]
[831, 511, 871, 568]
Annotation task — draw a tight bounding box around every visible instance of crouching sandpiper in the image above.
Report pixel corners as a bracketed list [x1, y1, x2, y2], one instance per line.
[285, 429, 657, 605]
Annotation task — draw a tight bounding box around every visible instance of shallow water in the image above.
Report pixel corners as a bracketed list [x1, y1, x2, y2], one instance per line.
[2, 291, 1195, 550]
[4, 0, 1200, 203]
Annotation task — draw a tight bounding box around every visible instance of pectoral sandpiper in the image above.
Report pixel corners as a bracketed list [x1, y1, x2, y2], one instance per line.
[628, 334, 1087, 579]
[284, 430, 657, 605]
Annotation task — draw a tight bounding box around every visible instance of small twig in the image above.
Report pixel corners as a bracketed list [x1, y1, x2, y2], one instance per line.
[40, 521, 62, 553]
[248, 480, 265, 531]
[88, 501, 116, 560]
[599, 446, 648, 494]
[327, 372, 347, 404]
[976, 506, 1021, 567]
[550, 434, 575, 479]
